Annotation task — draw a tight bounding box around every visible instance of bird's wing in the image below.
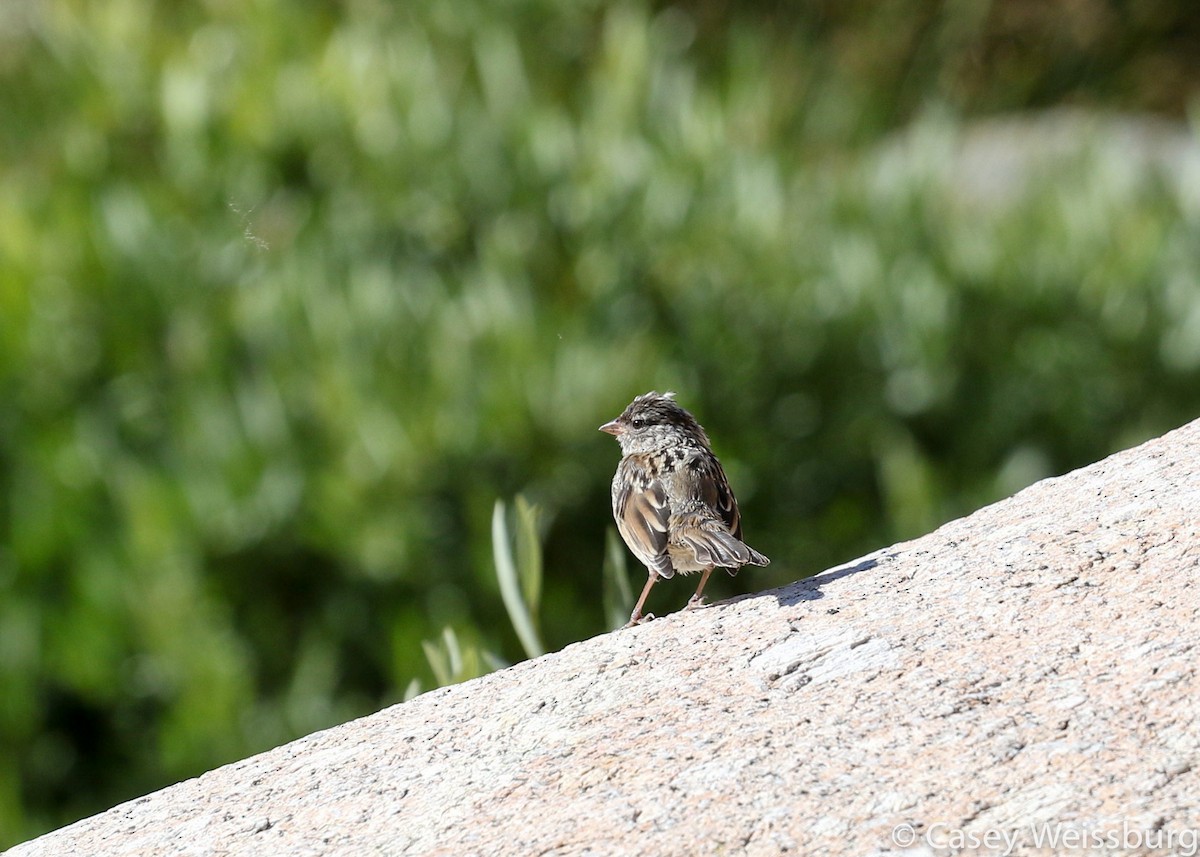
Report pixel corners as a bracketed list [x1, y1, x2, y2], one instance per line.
[685, 449, 742, 539]
[671, 449, 769, 570]
[613, 456, 675, 578]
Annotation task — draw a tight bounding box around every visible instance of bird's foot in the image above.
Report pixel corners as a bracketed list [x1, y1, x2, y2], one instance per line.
[686, 594, 707, 610]
[622, 612, 657, 629]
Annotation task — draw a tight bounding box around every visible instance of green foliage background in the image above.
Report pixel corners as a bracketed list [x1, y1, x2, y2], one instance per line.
[3, 0, 1199, 844]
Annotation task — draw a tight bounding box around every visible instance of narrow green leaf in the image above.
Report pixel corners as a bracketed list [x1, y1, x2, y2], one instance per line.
[602, 526, 634, 631]
[443, 626, 463, 677]
[493, 499, 545, 659]
[421, 638, 451, 687]
[514, 494, 543, 612]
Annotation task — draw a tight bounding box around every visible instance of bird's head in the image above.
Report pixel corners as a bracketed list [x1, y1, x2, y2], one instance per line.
[599, 391, 710, 455]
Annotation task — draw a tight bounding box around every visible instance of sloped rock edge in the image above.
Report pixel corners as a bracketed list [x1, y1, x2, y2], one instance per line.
[9, 420, 1200, 856]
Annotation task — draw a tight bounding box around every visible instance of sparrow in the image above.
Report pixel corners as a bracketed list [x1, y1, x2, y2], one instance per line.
[600, 391, 769, 627]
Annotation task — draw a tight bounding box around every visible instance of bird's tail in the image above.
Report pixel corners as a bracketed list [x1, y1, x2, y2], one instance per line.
[676, 523, 770, 571]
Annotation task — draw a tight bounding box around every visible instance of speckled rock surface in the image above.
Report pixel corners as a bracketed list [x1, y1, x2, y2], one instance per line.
[9, 421, 1200, 857]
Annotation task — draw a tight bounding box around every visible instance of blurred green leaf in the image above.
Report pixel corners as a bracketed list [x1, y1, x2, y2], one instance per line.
[420, 627, 505, 689]
[492, 498, 545, 660]
[513, 495, 543, 614]
[602, 527, 634, 631]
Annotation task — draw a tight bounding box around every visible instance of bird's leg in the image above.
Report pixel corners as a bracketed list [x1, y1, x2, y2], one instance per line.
[686, 567, 715, 609]
[625, 573, 659, 628]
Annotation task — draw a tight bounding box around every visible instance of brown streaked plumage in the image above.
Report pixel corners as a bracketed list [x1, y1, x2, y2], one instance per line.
[600, 391, 769, 627]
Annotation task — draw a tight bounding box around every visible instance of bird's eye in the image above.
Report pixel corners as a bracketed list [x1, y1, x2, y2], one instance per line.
[631, 418, 647, 429]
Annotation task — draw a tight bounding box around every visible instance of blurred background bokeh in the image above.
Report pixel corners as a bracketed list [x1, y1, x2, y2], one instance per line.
[3, 0, 1200, 844]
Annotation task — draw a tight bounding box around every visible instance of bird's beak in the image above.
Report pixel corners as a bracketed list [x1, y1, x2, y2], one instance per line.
[599, 419, 624, 436]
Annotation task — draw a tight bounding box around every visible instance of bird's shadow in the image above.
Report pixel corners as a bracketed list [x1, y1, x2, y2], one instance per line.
[733, 554, 884, 608]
